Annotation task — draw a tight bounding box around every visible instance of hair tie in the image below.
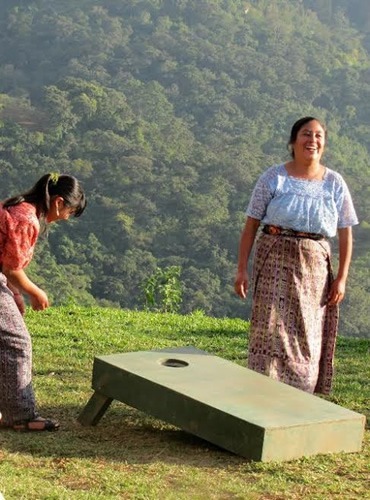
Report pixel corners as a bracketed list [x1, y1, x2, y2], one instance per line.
[50, 172, 59, 185]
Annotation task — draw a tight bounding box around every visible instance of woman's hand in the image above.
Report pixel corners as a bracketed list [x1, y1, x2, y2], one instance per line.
[234, 217, 260, 300]
[234, 270, 249, 299]
[29, 287, 49, 311]
[327, 277, 346, 306]
[329, 227, 352, 306]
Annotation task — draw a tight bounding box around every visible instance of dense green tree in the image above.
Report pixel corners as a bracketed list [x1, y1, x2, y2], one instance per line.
[0, 0, 370, 336]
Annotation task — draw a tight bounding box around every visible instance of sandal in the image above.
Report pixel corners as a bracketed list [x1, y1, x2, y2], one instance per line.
[13, 416, 60, 432]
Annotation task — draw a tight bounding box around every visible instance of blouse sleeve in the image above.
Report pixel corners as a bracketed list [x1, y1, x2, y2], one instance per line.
[335, 176, 359, 228]
[1, 211, 39, 271]
[246, 169, 275, 220]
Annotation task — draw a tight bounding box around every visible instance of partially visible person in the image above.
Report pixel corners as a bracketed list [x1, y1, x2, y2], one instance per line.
[0, 173, 86, 431]
[234, 116, 358, 395]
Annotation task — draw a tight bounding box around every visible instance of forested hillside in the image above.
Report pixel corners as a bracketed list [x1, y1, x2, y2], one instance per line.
[1, 0, 370, 337]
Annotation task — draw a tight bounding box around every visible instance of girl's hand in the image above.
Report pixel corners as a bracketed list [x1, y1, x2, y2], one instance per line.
[29, 287, 49, 311]
[327, 277, 346, 306]
[2, 267, 49, 311]
[234, 270, 249, 299]
[13, 293, 26, 316]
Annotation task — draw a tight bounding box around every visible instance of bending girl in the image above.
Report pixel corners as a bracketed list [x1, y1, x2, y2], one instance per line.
[0, 173, 86, 431]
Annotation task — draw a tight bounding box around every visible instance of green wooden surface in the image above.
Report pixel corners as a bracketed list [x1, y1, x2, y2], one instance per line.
[79, 347, 366, 462]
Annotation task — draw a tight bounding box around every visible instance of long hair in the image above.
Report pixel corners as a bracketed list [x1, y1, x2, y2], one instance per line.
[3, 173, 86, 218]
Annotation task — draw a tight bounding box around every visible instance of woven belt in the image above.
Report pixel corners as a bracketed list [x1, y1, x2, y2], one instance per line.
[262, 225, 324, 241]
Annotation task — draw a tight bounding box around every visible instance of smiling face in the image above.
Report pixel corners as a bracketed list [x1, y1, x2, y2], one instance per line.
[291, 120, 326, 163]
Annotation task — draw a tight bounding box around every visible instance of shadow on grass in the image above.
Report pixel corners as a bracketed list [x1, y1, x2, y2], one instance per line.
[0, 402, 245, 467]
[1, 400, 368, 467]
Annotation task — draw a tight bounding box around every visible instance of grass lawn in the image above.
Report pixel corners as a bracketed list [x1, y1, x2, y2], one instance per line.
[0, 306, 369, 499]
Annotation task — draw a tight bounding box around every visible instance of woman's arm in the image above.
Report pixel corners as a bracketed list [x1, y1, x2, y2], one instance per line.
[234, 217, 261, 299]
[327, 226, 353, 305]
[2, 266, 49, 311]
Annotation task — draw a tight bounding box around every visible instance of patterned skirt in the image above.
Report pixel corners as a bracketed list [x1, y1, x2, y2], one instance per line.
[0, 272, 37, 425]
[248, 233, 339, 395]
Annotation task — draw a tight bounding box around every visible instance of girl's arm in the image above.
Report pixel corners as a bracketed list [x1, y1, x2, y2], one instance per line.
[327, 226, 353, 305]
[2, 266, 49, 311]
[6, 280, 26, 315]
[234, 217, 261, 299]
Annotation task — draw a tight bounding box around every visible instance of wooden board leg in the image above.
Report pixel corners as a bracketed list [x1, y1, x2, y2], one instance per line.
[78, 391, 113, 426]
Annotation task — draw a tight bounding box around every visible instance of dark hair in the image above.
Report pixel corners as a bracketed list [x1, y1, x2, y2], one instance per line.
[3, 173, 86, 218]
[287, 116, 327, 158]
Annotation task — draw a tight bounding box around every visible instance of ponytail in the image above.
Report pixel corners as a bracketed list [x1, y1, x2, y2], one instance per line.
[3, 173, 86, 218]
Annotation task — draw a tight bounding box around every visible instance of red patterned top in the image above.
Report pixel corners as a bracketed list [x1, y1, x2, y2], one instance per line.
[0, 202, 40, 271]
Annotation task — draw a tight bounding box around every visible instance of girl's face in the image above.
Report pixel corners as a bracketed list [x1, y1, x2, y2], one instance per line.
[46, 196, 76, 223]
[292, 120, 326, 162]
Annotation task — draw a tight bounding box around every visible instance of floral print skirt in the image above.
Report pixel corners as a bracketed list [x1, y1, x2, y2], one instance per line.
[248, 233, 339, 395]
[0, 272, 37, 425]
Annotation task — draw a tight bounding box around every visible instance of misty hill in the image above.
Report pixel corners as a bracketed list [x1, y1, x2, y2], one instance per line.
[0, 0, 370, 337]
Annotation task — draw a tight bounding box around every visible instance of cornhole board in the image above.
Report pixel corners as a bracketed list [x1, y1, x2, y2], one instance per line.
[78, 346, 365, 462]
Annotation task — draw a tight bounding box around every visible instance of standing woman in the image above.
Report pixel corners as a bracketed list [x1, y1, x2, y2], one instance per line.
[234, 117, 358, 394]
[0, 173, 86, 431]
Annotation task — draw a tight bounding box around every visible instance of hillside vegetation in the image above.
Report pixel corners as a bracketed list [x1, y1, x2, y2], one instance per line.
[1, 1, 370, 336]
